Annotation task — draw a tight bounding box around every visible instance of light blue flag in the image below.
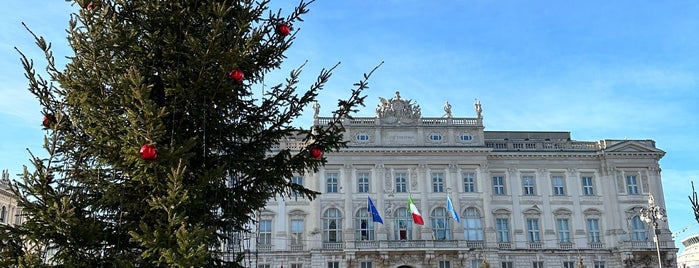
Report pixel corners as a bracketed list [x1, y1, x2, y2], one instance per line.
[368, 197, 384, 224]
[447, 195, 460, 223]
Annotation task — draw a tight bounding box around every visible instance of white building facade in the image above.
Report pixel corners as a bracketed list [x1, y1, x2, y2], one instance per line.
[0, 169, 22, 227]
[240, 93, 677, 268]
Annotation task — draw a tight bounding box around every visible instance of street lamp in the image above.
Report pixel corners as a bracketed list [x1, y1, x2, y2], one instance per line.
[640, 194, 667, 268]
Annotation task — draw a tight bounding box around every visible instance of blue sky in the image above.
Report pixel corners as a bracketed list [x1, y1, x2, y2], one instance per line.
[2, 0, 699, 253]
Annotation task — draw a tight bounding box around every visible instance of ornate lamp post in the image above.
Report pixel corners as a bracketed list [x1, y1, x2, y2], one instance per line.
[640, 194, 667, 268]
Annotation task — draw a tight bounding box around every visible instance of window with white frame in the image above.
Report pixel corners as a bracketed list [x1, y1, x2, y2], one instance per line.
[432, 172, 445, 192]
[556, 218, 571, 243]
[291, 264, 302, 268]
[292, 176, 303, 198]
[355, 207, 375, 240]
[501, 261, 513, 268]
[395, 172, 407, 193]
[527, 218, 541, 242]
[563, 262, 575, 268]
[394, 207, 412, 240]
[463, 172, 476, 192]
[0, 206, 5, 223]
[438, 260, 451, 268]
[552, 176, 566, 195]
[357, 172, 370, 193]
[290, 219, 304, 245]
[492, 176, 506, 195]
[463, 208, 483, 241]
[581, 176, 595, 195]
[327, 262, 339, 268]
[522, 175, 535, 195]
[360, 261, 372, 268]
[326, 172, 338, 193]
[626, 175, 639, 194]
[496, 218, 510, 242]
[631, 215, 646, 241]
[259, 220, 272, 245]
[533, 261, 544, 268]
[323, 208, 342, 242]
[587, 218, 601, 243]
[594, 261, 605, 268]
[431, 207, 451, 240]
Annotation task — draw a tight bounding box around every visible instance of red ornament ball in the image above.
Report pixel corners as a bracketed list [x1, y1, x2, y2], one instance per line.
[87, 3, 94, 9]
[309, 146, 323, 160]
[228, 69, 244, 83]
[42, 114, 56, 129]
[139, 144, 158, 161]
[276, 24, 291, 36]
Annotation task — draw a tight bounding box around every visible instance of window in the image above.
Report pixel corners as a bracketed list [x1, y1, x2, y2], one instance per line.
[291, 264, 302, 268]
[290, 219, 304, 245]
[326, 172, 338, 193]
[533, 262, 544, 268]
[594, 261, 605, 268]
[327, 262, 339, 268]
[292, 176, 303, 198]
[522, 175, 535, 195]
[582, 176, 594, 195]
[431, 207, 451, 240]
[563, 262, 575, 268]
[631, 215, 646, 241]
[626, 175, 639, 195]
[323, 208, 342, 242]
[492, 176, 506, 195]
[356, 207, 376, 240]
[357, 172, 370, 193]
[526, 218, 540, 242]
[463, 172, 476, 192]
[460, 134, 473, 141]
[438, 260, 451, 268]
[430, 133, 443, 141]
[470, 260, 483, 268]
[14, 209, 21, 225]
[501, 262, 513, 268]
[552, 176, 566, 196]
[0, 206, 5, 223]
[258, 265, 270, 268]
[587, 218, 601, 243]
[395, 172, 407, 193]
[496, 218, 510, 242]
[259, 220, 272, 245]
[463, 208, 483, 241]
[556, 218, 571, 243]
[432, 172, 444, 193]
[360, 262, 373, 268]
[394, 207, 412, 240]
[356, 133, 369, 141]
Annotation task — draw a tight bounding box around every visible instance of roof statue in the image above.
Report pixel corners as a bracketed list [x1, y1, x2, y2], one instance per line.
[475, 99, 483, 118]
[376, 91, 421, 124]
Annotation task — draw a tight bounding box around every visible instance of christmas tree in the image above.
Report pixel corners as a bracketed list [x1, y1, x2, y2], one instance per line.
[0, 0, 377, 267]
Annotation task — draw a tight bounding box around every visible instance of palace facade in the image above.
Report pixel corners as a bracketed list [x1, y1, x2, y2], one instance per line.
[237, 92, 677, 268]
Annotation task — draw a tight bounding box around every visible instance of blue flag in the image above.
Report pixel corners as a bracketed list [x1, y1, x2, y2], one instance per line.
[447, 195, 460, 223]
[368, 197, 384, 224]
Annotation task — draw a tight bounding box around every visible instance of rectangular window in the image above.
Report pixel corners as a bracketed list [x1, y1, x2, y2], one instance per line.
[357, 172, 370, 193]
[526, 218, 540, 242]
[587, 218, 601, 243]
[563, 262, 575, 268]
[326, 172, 338, 193]
[552, 176, 566, 195]
[433, 172, 445, 193]
[594, 261, 605, 268]
[581, 176, 594, 196]
[533, 262, 544, 268]
[493, 176, 506, 195]
[291, 264, 302, 268]
[463, 172, 476, 192]
[360, 261, 373, 268]
[259, 220, 272, 245]
[501, 262, 513, 268]
[626, 175, 639, 194]
[556, 218, 571, 243]
[395, 172, 407, 193]
[327, 262, 339, 268]
[496, 218, 510, 242]
[292, 176, 303, 198]
[258, 265, 270, 268]
[439, 260, 451, 268]
[291, 219, 304, 245]
[522, 175, 535, 195]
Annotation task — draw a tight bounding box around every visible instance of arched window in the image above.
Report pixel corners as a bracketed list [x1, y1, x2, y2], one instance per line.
[631, 215, 647, 241]
[323, 208, 342, 242]
[463, 208, 483, 241]
[394, 207, 412, 240]
[355, 207, 376, 240]
[431, 207, 450, 240]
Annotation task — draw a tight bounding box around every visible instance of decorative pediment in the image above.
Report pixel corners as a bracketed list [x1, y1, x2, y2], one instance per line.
[376, 91, 422, 124]
[602, 140, 665, 155]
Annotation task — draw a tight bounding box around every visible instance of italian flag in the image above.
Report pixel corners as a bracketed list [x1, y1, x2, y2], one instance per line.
[408, 196, 424, 225]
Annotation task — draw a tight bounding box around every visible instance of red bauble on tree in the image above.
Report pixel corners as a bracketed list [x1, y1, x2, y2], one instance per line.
[42, 114, 56, 129]
[309, 146, 323, 160]
[227, 68, 244, 83]
[139, 144, 158, 161]
[276, 24, 291, 37]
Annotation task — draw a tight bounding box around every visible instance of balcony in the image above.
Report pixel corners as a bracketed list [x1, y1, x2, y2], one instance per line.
[588, 242, 604, 249]
[558, 242, 574, 250]
[528, 242, 543, 249]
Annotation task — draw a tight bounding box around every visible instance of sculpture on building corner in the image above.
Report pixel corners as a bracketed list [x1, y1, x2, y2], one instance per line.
[475, 99, 482, 118]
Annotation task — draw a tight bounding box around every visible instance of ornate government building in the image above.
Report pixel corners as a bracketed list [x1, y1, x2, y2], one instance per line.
[238, 92, 677, 268]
